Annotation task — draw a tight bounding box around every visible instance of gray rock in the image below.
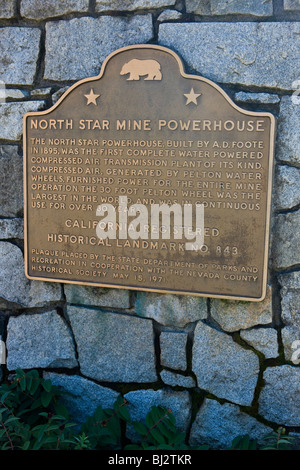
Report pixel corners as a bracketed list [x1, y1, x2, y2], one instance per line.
[20, 0, 89, 19]
[210, 285, 272, 332]
[160, 370, 195, 388]
[157, 9, 183, 22]
[259, 365, 300, 426]
[0, 89, 28, 101]
[189, 398, 272, 449]
[0, 242, 62, 309]
[135, 292, 207, 327]
[0, 219, 24, 239]
[68, 306, 157, 383]
[278, 271, 300, 329]
[125, 388, 191, 441]
[51, 86, 69, 105]
[159, 22, 300, 90]
[0, 146, 23, 218]
[44, 16, 153, 81]
[0, 101, 45, 141]
[185, 0, 210, 14]
[192, 321, 259, 405]
[240, 327, 278, 358]
[64, 284, 130, 309]
[30, 88, 52, 98]
[6, 310, 77, 370]
[210, 0, 273, 15]
[284, 0, 300, 11]
[279, 272, 300, 362]
[234, 92, 280, 105]
[272, 211, 300, 269]
[0, 0, 16, 18]
[276, 96, 300, 165]
[0, 27, 41, 85]
[216, 0, 272, 16]
[282, 326, 300, 363]
[186, 0, 273, 15]
[95, 0, 176, 11]
[160, 331, 187, 370]
[274, 165, 300, 210]
[43, 372, 119, 423]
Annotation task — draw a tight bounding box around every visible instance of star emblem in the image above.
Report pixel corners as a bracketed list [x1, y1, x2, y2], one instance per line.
[84, 88, 100, 105]
[184, 88, 201, 105]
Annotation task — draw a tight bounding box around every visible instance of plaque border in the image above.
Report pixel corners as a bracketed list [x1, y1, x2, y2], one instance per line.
[23, 44, 276, 302]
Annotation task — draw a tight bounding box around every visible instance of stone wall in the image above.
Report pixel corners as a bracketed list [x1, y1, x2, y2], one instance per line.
[0, 0, 299, 449]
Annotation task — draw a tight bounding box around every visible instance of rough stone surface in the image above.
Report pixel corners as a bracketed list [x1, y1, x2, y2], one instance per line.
[7, 311, 77, 370]
[282, 326, 300, 362]
[159, 22, 300, 90]
[0, 0, 16, 18]
[68, 306, 157, 383]
[212, 0, 272, 15]
[0, 146, 23, 218]
[0, 219, 24, 240]
[0, 89, 28, 100]
[135, 292, 207, 327]
[274, 165, 300, 210]
[30, 88, 52, 98]
[51, 86, 69, 104]
[185, 0, 211, 15]
[278, 271, 300, 329]
[43, 372, 119, 423]
[125, 389, 191, 441]
[44, 16, 153, 81]
[276, 96, 300, 165]
[259, 366, 300, 426]
[210, 285, 272, 332]
[160, 370, 195, 388]
[20, 0, 89, 19]
[157, 9, 183, 21]
[189, 399, 272, 449]
[284, 0, 300, 11]
[0, 27, 41, 85]
[96, 0, 176, 11]
[193, 321, 259, 405]
[0, 242, 62, 309]
[240, 327, 279, 358]
[0, 1, 299, 440]
[64, 284, 130, 309]
[160, 331, 187, 370]
[272, 211, 300, 269]
[186, 0, 210, 14]
[234, 91, 280, 105]
[0, 101, 45, 141]
[278, 271, 300, 360]
[186, 0, 273, 16]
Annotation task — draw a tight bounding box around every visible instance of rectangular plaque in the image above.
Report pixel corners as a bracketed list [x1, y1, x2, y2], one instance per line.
[23, 45, 275, 301]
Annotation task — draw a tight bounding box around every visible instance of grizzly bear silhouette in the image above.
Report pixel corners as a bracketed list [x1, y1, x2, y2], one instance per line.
[120, 59, 162, 81]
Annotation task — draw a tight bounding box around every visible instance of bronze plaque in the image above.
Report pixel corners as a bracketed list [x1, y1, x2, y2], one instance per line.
[23, 45, 275, 301]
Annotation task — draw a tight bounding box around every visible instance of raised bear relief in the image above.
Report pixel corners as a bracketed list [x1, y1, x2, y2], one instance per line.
[120, 59, 162, 81]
